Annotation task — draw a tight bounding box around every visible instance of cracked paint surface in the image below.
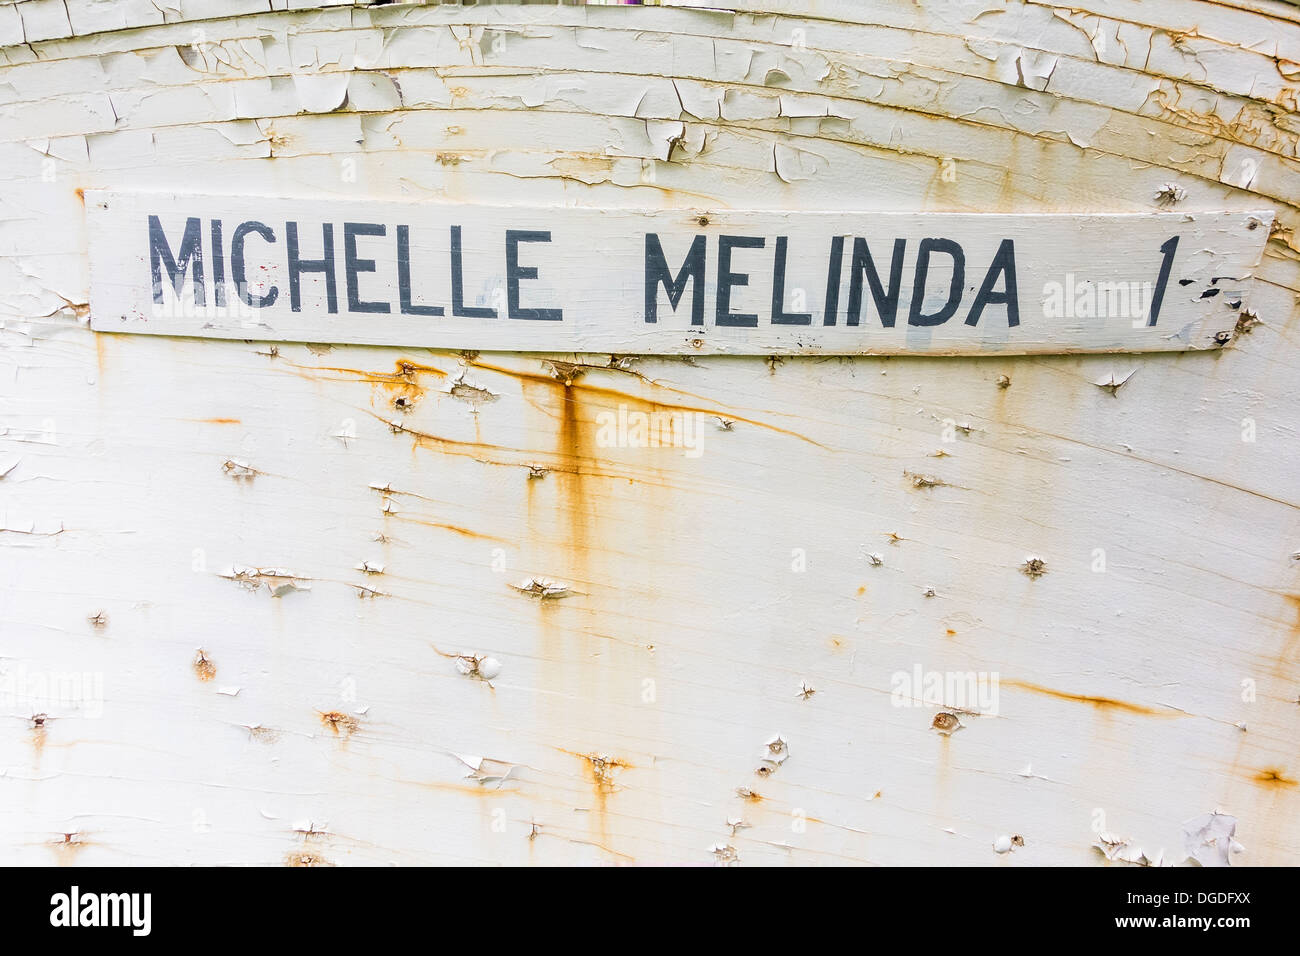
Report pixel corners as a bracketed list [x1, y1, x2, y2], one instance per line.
[1, 0, 1299, 865]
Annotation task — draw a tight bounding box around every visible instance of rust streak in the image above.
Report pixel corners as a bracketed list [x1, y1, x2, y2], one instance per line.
[1253, 768, 1297, 788]
[368, 409, 681, 491]
[279, 357, 448, 394]
[473, 359, 828, 448]
[1004, 679, 1177, 717]
[392, 514, 511, 543]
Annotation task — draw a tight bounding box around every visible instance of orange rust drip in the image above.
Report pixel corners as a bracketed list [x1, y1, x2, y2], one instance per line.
[280, 357, 447, 390]
[472, 359, 828, 448]
[1003, 679, 1174, 717]
[392, 515, 510, 543]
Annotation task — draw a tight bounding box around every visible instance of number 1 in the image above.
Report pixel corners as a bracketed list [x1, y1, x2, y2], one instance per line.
[1147, 235, 1178, 327]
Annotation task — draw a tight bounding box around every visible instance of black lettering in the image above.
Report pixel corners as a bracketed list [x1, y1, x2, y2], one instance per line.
[822, 235, 844, 326]
[210, 220, 226, 308]
[396, 225, 443, 317]
[230, 221, 278, 309]
[287, 221, 337, 314]
[450, 225, 496, 318]
[1147, 235, 1178, 327]
[771, 237, 812, 325]
[343, 222, 390, 314]
[847, 238, 906, 327]
[965, 238, 1019, 327]
[505, 230, 562, 321]
[716, 235, 764, 327]
[149, 215, 204, 306]
[908, 238, 964, 327]
[644, 233, 706, 325]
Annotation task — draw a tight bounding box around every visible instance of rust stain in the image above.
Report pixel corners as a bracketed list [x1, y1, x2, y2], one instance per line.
[1253, 768, 1297, 788]
[188, 417, 241, 424]
[1004, 679, 1176, 717]
[407, 777, 511, 798]
[370, 372, 809, 492]
[285, 850, 335, 867]
[49, 831, 91, 865]
[476, 358, 828, 449]
[575, 752, 631, 795]
[393, 514, 510, 543]
[318, 710, 359, 737]
[244, 724, 281, 744]
[1274, 594, 1300, 677]
[193, 648, 216, 682]
[566, 748, 632, 851]
[93, 327, 109, 378]
[281, 358, 446, 407]
[30, 715, 47, 758]
[931, 712, 961, 733]
[555, 377, 592, 578]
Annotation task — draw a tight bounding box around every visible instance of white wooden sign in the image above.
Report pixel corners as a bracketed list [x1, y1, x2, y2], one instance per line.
[86, 191, 1272, 355]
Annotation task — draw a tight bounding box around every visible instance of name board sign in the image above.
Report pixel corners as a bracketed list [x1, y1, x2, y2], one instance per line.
[86, 191, 1272, 355]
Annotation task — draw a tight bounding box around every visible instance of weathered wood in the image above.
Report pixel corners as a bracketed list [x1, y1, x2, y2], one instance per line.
[88, 190, 1271, 354]
[1, 0, 1298, 867]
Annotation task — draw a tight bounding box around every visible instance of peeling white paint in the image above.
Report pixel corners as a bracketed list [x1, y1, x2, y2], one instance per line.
[0, 0, 1298, 868]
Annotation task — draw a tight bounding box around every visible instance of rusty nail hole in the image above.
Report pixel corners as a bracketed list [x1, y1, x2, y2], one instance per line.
[906, 471, 945, 489]
[319, 710, 359, 736]
[932, 712, 961, 733]
[286, 850, 334, 867]
[193, 648, 216, 681]
[1020, 557, 1047, 578]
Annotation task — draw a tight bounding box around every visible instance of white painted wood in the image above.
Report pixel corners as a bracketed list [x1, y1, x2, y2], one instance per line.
[88, 191, 1271, 354]
[2, 1, 1299, 867]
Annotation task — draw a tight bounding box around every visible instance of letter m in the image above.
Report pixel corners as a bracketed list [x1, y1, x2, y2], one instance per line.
[644, 233, 705, 325]
[150, 215, 205, 306]
[101, 894, 129, 926]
